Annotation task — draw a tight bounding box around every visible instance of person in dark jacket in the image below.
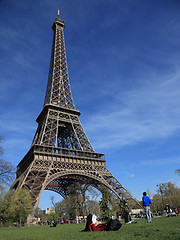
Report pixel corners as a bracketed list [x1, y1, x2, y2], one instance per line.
[142, 192, 152, 223]
[82, 214, 92, 231]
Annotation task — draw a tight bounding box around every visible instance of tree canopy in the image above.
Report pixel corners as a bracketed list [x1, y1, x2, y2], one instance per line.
[151, 182, 180, 212]
[0, 188, 33, 226]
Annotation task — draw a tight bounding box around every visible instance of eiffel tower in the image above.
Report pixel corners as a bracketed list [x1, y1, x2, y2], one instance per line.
[11, 11, 142, 210]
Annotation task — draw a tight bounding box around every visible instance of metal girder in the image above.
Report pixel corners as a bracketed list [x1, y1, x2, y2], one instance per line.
[32, 107, 94, 151]
[12, 145, 142, 209]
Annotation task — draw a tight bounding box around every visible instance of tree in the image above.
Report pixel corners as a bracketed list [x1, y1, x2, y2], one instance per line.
[53, 184, 101, 219]
[156, 182, 178, 201]
[151, 193, 164, 212]
[151, 182, 180, 212]
[85, 199, 100, 216]
[175, 169, 180, 175]
[0, 136, 15, 187]
[99, 186, 119, 218]
[0, 188, 33, 226]
[54, 197, 77, 219]
[0, 159, 15, 186]
[34, 207, 45, 219]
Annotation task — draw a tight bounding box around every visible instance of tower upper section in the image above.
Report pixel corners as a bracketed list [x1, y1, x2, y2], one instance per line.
[44, 13, 75, 110]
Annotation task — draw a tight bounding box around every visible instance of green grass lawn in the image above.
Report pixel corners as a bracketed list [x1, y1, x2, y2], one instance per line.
[0, 216, 179, 240]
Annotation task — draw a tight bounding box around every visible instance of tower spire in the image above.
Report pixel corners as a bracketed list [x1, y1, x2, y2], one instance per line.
[57, 9, 60, 18]
[44, 11, 74, 109]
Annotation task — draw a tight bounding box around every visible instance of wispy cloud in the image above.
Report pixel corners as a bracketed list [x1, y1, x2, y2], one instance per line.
[140, 157, 180, 167]
[0, 110, 36, 131]
[130, 173, 135, 178]
[84, 66, 180, 150]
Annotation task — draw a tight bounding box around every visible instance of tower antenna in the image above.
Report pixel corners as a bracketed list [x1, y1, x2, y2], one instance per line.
[57, 9, 60, 18]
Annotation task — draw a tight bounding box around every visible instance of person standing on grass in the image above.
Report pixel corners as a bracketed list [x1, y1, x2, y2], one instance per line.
[142, 192, 152, 223]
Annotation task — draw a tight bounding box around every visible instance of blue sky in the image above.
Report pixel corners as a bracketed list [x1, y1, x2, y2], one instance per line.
[1, 0, 180, 210]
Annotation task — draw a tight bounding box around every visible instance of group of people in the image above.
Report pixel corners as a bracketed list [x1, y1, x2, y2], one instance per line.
[82, 214, 122, 232]
[49, 192, 178, 232]
[82, 191, 152, 232]
[83, 191, 180, 232]
[164, 203, 179, 217]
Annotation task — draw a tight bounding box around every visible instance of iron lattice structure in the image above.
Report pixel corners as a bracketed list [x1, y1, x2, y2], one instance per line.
[11, 13, 142, 210]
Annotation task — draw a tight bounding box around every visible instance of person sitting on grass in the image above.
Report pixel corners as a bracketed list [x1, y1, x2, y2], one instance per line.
[82, 214, 122, 232]
[89, 214, 107, 231]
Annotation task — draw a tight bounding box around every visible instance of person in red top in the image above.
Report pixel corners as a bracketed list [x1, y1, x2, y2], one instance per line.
[89, 214, 107, 231]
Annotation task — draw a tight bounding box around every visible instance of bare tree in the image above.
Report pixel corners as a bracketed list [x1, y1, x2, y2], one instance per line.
[0, 136, 15, 186]
[0, 136, 3, 155]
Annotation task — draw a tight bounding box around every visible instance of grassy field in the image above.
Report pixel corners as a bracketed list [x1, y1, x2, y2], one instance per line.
[0, 216, 179, 240]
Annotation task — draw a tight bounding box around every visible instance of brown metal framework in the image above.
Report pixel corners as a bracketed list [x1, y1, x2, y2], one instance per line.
[11, 13, 142, 210]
